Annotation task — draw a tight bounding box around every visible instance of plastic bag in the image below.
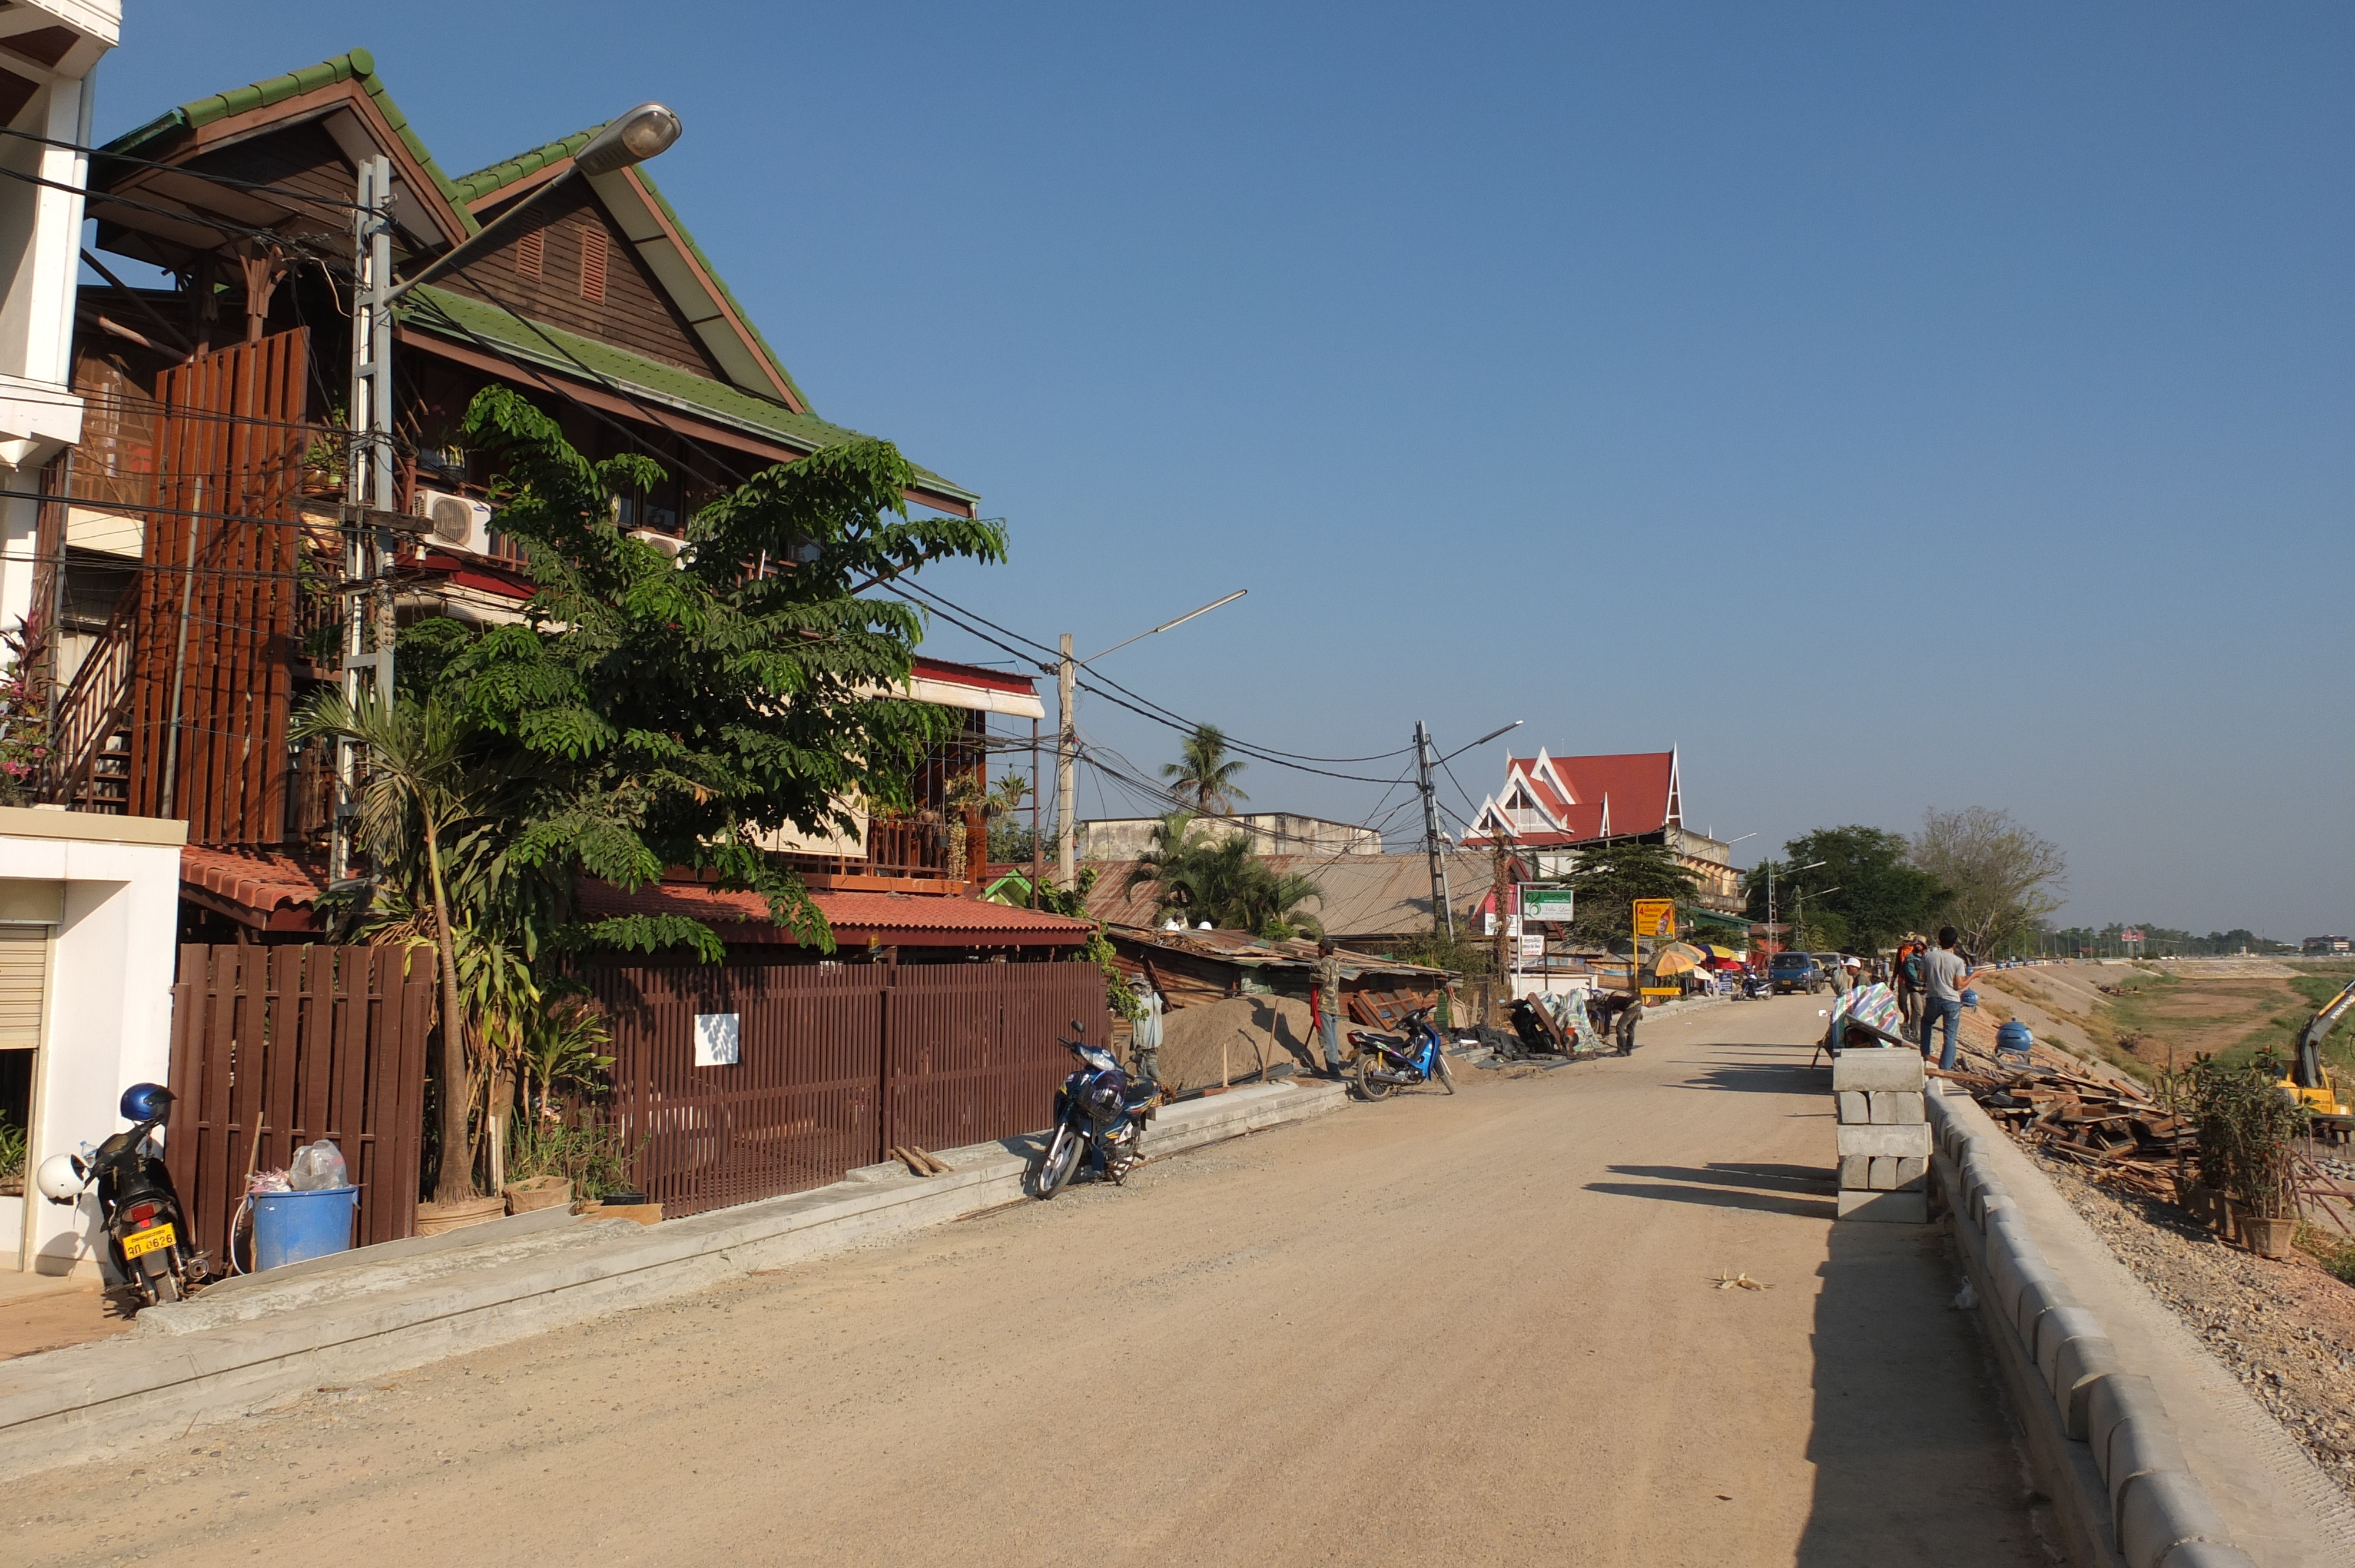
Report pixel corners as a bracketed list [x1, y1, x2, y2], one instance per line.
[287, 1139, 349, 1191]
[247, 1168, 292, 1195]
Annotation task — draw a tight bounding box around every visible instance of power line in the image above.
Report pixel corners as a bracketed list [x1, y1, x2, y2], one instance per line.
[1, 122, 377, 214]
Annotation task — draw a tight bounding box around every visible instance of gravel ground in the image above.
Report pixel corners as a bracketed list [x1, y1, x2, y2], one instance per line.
[2032, 1151, 2355, 1500]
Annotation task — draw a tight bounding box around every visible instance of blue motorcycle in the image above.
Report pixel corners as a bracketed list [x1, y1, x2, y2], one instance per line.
[1031, 1021, 1159, 1199]
[1347, 1006, 1456, 1100]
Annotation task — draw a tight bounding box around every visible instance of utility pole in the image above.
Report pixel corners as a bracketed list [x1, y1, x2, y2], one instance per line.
[334, 154, 397, 883]
[1415, 720, 1453, 940]
[1489, 837, 1515, 1025]
[1056, 632, 1077, 890]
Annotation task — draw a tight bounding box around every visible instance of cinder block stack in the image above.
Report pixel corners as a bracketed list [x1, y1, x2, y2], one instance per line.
[1833, 1048, 1929, 1222]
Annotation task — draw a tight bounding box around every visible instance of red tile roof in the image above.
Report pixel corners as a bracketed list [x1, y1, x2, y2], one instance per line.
[577, 879, 1090, 947]
[180, 846, 330, 931]
[1465, 749, 1680, 846]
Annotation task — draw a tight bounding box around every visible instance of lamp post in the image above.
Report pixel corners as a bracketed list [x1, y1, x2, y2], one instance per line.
[1054, 590, 1247, 889]
[333, 105, 682, 882]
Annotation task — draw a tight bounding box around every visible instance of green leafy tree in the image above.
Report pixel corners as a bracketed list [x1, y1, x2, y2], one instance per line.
[442, 386, 1009, 956]
[1162, 724, 1249, 814]
[1742, 826, 1947, 954]
[1562, 841, 1701, 947]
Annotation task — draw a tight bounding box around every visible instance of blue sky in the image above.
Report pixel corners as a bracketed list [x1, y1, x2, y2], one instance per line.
[95, 4, 2353, 937]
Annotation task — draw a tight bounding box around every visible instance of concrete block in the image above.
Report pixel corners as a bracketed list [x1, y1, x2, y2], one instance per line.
[2154, 1542, 2259, 1568]
[1837, 1091, 1869, 1124]
[2116, 1470, 2232, 1568]
[2107, 1418, 2192, 1519]
[1868, 1090, 1925, 1125]
[1832, 1050, 1925, 1092]
[1988, 1237, 2058, 1325]
[2051, 1335, 2122, 1440]
[1836, 1123, 1931, 1158]
[1837, 1153, 1872, 1190]
[2017, 1280, 2085, 1354]
[1893, 1156, 1927, 1190]
[2031, 1301, 2099, 1378]
[1975, 1188, 2015, 1228]
[2089, 1375, 2172, 1485]
[1837, 1188, 1927, 1222]
[1862, 1156, 1892, 1190]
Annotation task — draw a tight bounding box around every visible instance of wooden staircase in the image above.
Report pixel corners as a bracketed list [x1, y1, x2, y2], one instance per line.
[41, 594, 134, 814]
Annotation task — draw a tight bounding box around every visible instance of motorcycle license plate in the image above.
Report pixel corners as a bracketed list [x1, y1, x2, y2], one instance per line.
[121, 1222, 175, 1260]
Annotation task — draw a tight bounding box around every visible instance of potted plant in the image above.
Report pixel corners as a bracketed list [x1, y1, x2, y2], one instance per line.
[2190, 1051, 2307, 1257]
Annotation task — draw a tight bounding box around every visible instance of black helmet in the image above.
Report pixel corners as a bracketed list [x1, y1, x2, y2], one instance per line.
[1085, 1078, 1125, 1124]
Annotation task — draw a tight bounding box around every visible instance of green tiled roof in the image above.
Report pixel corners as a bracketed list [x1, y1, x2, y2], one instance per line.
[102, 48, 473, 227]
[450, 127, 600, 207]
[401, 284, 976, 506]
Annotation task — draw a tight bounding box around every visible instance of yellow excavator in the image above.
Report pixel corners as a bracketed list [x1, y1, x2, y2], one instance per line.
[2279, 975, 2355, 1121]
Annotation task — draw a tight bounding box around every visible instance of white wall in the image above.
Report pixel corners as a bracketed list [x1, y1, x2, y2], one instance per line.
[0, 809, 183, 1276]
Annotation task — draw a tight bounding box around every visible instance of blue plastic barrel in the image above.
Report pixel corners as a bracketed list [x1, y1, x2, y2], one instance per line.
[1995, 1019, 2034, 1064]
[251, 1186, 359, 1271]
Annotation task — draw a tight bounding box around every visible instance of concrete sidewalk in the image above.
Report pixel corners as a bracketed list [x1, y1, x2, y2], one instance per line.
[0, 1077, 1346, 1479]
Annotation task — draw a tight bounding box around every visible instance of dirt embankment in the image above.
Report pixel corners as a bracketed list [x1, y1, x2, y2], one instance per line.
[1973, 962, 2346, 1079]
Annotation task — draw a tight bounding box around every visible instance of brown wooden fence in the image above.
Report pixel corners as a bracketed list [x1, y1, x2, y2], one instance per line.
[165, 944, 436, 1267]
[584, 958, 1112, 1220]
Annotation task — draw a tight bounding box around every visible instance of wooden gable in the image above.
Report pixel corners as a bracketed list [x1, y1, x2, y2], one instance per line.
[432, 179, 728, 380]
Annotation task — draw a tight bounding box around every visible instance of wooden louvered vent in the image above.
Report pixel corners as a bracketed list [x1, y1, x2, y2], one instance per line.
[0, 926, 49, 1049]
[578, 225, 607, 303]
[515, 228, 543, 280]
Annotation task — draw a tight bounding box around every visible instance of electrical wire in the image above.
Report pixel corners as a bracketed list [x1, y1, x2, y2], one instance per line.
[0, 122, 377, 214]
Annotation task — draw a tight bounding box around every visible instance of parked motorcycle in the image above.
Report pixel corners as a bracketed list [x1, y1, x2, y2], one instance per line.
[1031, 1021, 1158, 1200]
[1347, 1006, 1457, 1099]
[34, 1082, 204, 1305]
[1738, 971, 1772, 1001]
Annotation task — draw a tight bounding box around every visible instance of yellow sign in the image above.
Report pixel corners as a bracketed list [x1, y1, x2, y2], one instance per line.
[1641, 986, 1682, 998]
[1632, 899, 1676, 938]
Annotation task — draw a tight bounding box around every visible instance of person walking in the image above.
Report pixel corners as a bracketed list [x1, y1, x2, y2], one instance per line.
[1828, 956, 1855, 1000]
[1893, 936, 1925, 1030]
[1918, 926, 1970, 1071]
[1312, 938, 1346, 1079]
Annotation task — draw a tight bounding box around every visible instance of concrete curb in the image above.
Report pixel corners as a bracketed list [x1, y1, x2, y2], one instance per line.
[1928, 1084, 2260, 1568]
[0, 1079, 1348, 1480]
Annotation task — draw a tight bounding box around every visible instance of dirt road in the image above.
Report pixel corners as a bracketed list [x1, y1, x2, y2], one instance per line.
[8, 998, 2049, 1567]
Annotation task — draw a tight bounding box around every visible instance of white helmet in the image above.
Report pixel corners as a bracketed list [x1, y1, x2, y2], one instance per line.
[35, 1152, 87, 1205]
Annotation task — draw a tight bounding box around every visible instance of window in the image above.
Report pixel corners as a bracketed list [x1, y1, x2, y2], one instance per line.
[514, 228, 543, 280]
[578, 225, 608, 303]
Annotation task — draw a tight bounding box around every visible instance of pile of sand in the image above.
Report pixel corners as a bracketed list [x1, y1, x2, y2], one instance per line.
[1152, 995, 1322, 1092]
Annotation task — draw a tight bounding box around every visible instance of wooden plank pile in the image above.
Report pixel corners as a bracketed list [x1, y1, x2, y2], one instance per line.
[1938, 1062, 2186, 1197]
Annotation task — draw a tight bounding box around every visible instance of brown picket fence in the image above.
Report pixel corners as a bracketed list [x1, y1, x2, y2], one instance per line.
[583, 958, 1110, 1220]
[165, 944, 436, 1267]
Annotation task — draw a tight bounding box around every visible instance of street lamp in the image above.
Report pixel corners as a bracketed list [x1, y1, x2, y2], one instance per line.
[384, 103, 684, 305]
[1054, 590, 1248, 888]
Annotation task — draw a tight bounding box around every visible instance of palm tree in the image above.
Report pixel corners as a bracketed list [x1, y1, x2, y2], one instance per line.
[1162, 724, 1249, 815]
[1123, 812, 1321, 936]
[293, 689, 519, 1204]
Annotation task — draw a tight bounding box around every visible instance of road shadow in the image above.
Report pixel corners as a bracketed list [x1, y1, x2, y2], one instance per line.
[1584, 1165, 1838, 1220]
[1608, 1161, 1835, 1196]
[1795, 1219, 2048, 1564]
[1674, 1062, 1829, 1094]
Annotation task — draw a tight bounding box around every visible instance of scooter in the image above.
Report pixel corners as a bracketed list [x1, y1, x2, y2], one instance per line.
[35, 1082, 204, 1306]
[1031, 1021, 1158, 1200]
[1346, 1006, 1457, 1099]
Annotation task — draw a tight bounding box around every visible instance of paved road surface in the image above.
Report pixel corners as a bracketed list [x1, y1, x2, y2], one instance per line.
[9, 996, 2049, 1567]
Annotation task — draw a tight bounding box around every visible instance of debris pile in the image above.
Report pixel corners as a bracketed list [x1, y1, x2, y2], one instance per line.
[1940, 1061, 2185, 1198]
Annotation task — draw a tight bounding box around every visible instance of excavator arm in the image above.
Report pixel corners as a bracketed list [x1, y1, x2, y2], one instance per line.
[2296, 977, 2355, 1090]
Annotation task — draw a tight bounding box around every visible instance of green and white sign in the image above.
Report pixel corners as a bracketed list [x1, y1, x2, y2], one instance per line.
[1521, 886, 1575, 923]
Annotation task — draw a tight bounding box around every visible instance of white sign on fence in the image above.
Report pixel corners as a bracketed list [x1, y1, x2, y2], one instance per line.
[694, 1012, 741, 1068]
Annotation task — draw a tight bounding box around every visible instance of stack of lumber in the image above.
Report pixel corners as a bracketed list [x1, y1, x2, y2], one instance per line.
[1939, 1062, 2186, 1197]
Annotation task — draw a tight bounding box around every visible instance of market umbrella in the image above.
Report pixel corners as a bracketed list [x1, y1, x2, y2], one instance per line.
[1699, 944, 1742, 960]
[1650, 942, 1709, 975]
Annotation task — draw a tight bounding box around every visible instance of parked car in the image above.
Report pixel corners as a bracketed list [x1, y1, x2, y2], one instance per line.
[1812, 953, 1850, 982]
[1768, 951, 1823, 995]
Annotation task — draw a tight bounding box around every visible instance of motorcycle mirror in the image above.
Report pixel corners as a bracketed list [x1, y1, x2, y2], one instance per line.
[69, 1154, 87, 1181]
[1070, 1019, 1086, 1035]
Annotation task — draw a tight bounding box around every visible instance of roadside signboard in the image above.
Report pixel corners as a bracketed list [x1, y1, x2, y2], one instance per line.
[2121, 928, 2144, 943]
[1523, 886, 1575, 923]
[1641, 986, 1682, 998]
[1520, 934, 1545, 959]
[1632, 899, 1676, 938]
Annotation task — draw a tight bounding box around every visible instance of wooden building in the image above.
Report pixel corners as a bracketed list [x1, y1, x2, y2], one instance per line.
[38, 48, 1047, 936]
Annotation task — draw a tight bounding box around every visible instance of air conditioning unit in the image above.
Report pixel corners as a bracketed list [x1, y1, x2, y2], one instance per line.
[413, 487, 495, 554]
